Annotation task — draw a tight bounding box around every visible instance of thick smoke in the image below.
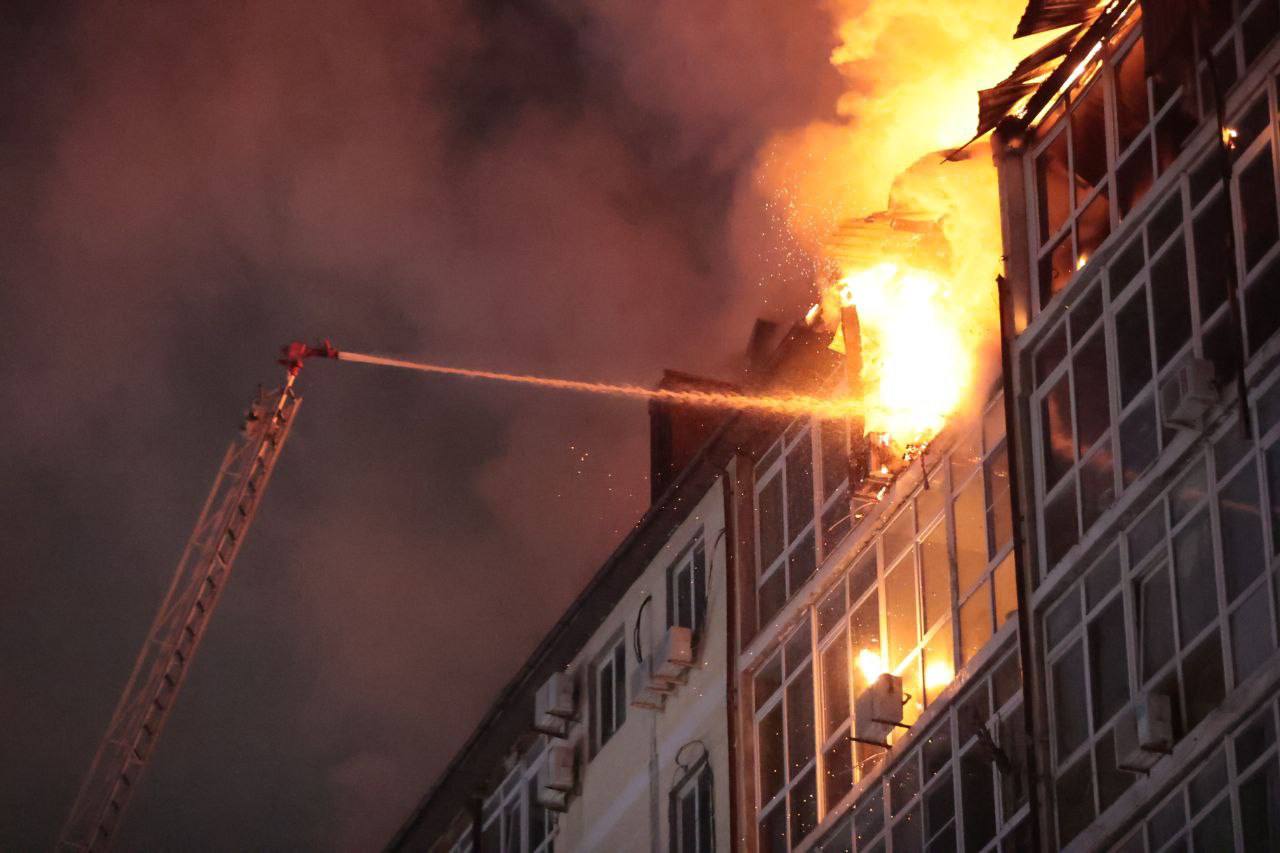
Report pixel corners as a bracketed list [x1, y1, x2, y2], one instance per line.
[0, 0, 842, 849]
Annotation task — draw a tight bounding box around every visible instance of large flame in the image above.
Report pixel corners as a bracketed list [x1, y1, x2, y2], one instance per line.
[833, 262, 972, 444]
[759, 1, 1042, 454]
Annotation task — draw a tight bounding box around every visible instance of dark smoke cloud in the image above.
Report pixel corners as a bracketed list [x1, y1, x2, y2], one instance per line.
[0, 1, 838, 848]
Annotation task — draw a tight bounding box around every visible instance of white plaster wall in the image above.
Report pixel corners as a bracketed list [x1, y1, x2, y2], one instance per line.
[550, 469, 732, 853]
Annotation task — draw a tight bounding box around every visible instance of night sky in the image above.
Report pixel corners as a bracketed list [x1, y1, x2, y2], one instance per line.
[0, 1, 838, 848]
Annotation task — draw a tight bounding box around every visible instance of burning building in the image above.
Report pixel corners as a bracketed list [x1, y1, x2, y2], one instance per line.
[985, 0, 1280, 849]
[387, 1, 1280, 852]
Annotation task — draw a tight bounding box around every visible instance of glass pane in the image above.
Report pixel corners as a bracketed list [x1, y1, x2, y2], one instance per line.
[818, 582, 847, 637]
[890, 757, 920, 815]
[787, 441, 815, 544]
[1152, 238, 1193, 368]
[1235, 707, 1277, 772]
[1094, 728, 1135, 813]
[1148, 192, 1184, 252]
[1245, 254, 1280, 356]
[1239, 759, 1280, 851]
[1148, 793, 1187, 850]
[1077, 189, 1112, 265]
[1194, 193, 1231, 322]
[1171, 457, 1207, 524]
[1074, 331, 1111, 458]
[1052, 643, 1089, 758]
[886, 555, 919, 669]
[1114, 39, 1149, 154]
[1037, 129, 1071, 242]
[1045, 589, 1080, 650]
[854, 787, 885, 846]
[823, 737, 854, 814]
[759, 703, 786, 802]
[1240, 151, 1280, 271]
[924, 620, 954, 704]
[960, 582, 994, 666]
[850, 592, 882, 697]
[954, 474, 988, 593]
[1140, 564, 1175, 682]
[1089, 598, 1130, 727]
[1041, 374, 1075, 489]
[755, 652, 783, 709]
[1080, 439, 1116, 531]
[1268, 442, 1280, 554]
[1231, 584, 1274, 685]
[849, 548, 877, 602]
[1055, 753, 1096, 846]
[1219, 464, 1266, 601]
[986, 444, 1013, 556]
[821, 420, 849, 504]
[759, 567, 786, 630]
[1035, 323, 1068, 386]
[1084, 547, 1121, 609]
[1184, 632, 1225, 731]
[1117, 144, 1154, 218]
[1040, 230, 1076, 307]
[925, 771, 954, 840]
[961, 750, 997, 851]
[1115, 288, 1153, 406]
[884, 508, 914, 564]
[1073, 81, 1108, 191]
[1173, 511, 1218, 640]
[892, 805, 922, 853]
[1120, 395, 1158, 486]
[789, 531, 817, 596]
[1128, 501, 1167, 566]
[920, 521, 950, 630]
[821, 633, 851, 738]
[788, 665, 816, 773]
[790, 768, 819, 845]
[759, 800, 787, 853]
[994, 552, 1017, 628]
[1191, 799, 1233, 851]
[1044, 478, 1080, 569]
[758, 474, 785, 570]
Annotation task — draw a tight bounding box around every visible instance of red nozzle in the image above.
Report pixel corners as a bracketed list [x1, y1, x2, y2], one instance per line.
[279, 339, 338, 375]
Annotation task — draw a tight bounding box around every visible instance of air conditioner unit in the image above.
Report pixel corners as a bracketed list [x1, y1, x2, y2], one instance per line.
[541, 744, 576, 793]
[533, 670, 577, 738]
[629, 663, 668, 711]
[652, 625, 694, 682]
[1160, 358, 1217, 431]
[854, 673, 904, 744]
[1115, 692, 1173, 773]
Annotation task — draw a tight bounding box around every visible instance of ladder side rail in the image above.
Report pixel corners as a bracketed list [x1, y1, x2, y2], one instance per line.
[58, 386, 300, 851]
[56, 439, 247, 849]
[88, 392, 300, 849]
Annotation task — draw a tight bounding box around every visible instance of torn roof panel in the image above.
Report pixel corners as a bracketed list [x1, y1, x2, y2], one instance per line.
[1015, 0, 1106, 38]
[978, 0, 1135, 138]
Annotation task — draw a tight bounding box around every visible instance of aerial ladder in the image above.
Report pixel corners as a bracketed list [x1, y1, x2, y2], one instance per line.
[57, 342, 335, 852]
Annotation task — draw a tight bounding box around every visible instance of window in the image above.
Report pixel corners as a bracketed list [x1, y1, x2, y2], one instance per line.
[671, 757, 714, 853]
[1036, 372, 1280, 846]
[1025, 0, 1277, 318]
[476, 739, 555, 853]
[592, 635, 627, 752]
[668, 538, 708, 645]
[755, 419, 853, 630]
[811, 647, 1028, 852]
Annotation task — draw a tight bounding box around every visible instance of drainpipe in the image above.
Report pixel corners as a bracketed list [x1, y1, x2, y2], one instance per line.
[997, 273, 1047, 852]
[722, 466, 741, 853]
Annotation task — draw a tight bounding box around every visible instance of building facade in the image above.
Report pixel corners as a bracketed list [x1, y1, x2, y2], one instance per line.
[993, 0, 1280, 850]
[391, 3, 1280, 851]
